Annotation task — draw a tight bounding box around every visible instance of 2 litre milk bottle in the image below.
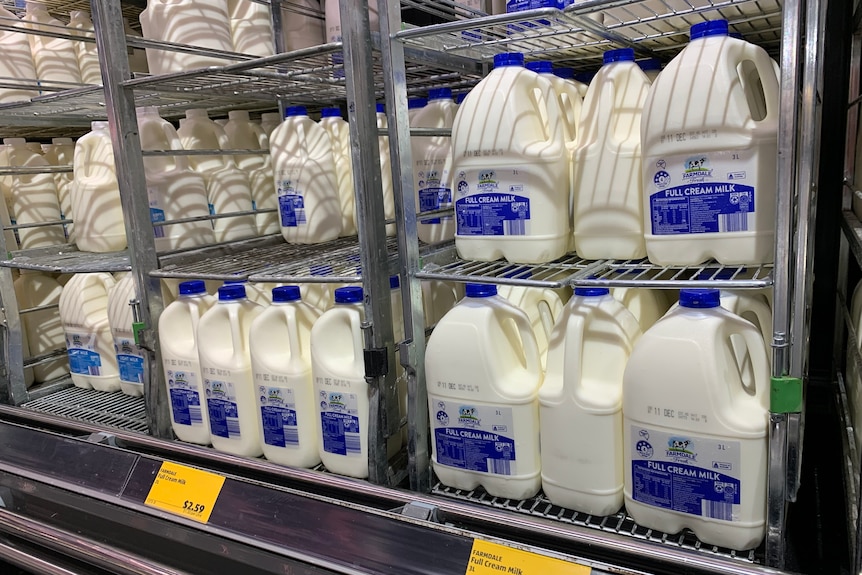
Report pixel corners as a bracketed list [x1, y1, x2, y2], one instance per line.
[642, 20, 779, 266]
[4, 138, 65, 249]
[250, 286, 322, 467]
[540, 287, 642, 516]
[107, 275, 146, 396]
[197, 284, 264, 457]
[13, 272, 67, 383]
[22, 1, 82, 87]
[426, 283, 543, 499]
[319, 108, 356, 236]
[68, 10, 101, 85]
[160, 280, 216, 445]
[0, 6, 38, 103]
[623, 289, 770, 550]
[451, 53, 569, 264]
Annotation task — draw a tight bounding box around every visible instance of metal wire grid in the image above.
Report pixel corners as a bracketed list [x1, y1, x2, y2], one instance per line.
[0, 0, 143, 27]
[431, 483, 761, 564]
[22, 385, 149, 434]
[0, 246, 131, 273]
[574, 259, 774, 289]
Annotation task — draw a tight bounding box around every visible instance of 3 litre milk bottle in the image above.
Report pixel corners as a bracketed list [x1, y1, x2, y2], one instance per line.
[107, 275, 146, 396]
[525, 60, 583, 145]
[496, 282, 565, 369]
[452, 53, 569, 264]
[68, 10, 101, 85]
[42, 138, 75, 241]
[422, 280, 463, 326]
[197, 284, 264, 457]
[0, 6, 38, 103]
[642, 20, 779, 266]
[282, 0, 324, 52]
[623, 289, 770, 550]
[572, 48, 650, 260]
[554, 67, 589, 98]
[411, 88, 457, 245]
[250, 286, 322, 467]
[271, 106, 342, 244]
[612, 283, 671, 332]
[22, 1, 82, 87]
[375, 104, 396, 237]
[540, 287, 642, 516]
[59, 273, 121, 392]
[5, 138, 65, 249]
[319, 108, 356, 236]
[160, 280, 216, 445]
[14, 272, 67, 383]
[228, 0, 274, 57]
[425, 283, 543, 499]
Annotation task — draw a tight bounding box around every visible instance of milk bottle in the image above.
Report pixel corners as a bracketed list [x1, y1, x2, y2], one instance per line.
[177, 108, 228, 174]
[137, 107, 216, 251]
[271, 106, 342, 244]
[260, 113, 281, 138]
[159, 280, 216, 445]
[4, 138, 65, 249]
[325, 0, 379, 44]
[197, 284, 264, 457]
[22, 2, 82, 87]
[71, 122, 128, 253]
[496, 282, 564, 369]
[299, 265, 336, 312]
[612, 285, 672, 332]
[42, 138, 75, 241]
[623, 289, 770, 550]
[139, 0, 234, 75]
[249, 158, 279, 236]
[422, 280, 463, 326]
[222, 280, 273, 307]
[319, 108, 356, 236]
[525, 60, 583, 145]
[58, 273, 121, 392]
[540, 287, 642, 516]
[642, 20, 779, 266]
[0, 6, 37, 103]
[123, 18, 149, 75]
[68, 10, 101, 85]
[408, 98, 427, 123]
[425, 283, 543, 499]
[282, 0, 324, 52]
[13, 272, 67, 383]
[107, 275, 146, 397]
[637, 58, 662, 82]
[572, 48, 650, 260]
[223, 110, 267, 172]
[412, 88, 457, 245]
[250, 286, 322, 467]
[228, 0, 274, 57]
[375, 104, 396, 237]
[452, 53, 569, 264]
[553, 67, 589, 97]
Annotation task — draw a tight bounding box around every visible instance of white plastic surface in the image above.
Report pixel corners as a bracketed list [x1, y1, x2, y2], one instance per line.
[0, 7, 37, 103]
[228, 0, 273, 57]
[319, 114, 357, 236]
[496, 284, 564, 369]
[4, 138, 65, 249]
[68, 10, 101, 85]
[22, 2, 82, 86]
[42, 139, 75, 242]
[283, 0, 324, 51]
[13, 272, 67, 384]
[612, 287, 671, 332]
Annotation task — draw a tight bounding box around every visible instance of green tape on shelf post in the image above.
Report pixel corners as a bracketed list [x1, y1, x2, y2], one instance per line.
[133, 321, 146, 347]
[770, 376, 803, 413]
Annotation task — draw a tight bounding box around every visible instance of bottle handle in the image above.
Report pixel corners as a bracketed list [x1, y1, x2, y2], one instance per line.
[214, 124, 239, 169]
[530, 74, 565, 145]
[739, 42, 780, 123]
[161, 122, 186, 171]
[723, 320, 770, 409]
[736, 295, 773, 362]
[349, 309, 365, 372]
[284, 306, 303, 361]
[508, 306, 542, 375]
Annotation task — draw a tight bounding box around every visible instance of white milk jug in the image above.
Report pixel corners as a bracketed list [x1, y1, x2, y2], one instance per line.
[249, 158, 279, 236]
[422, 280, 464, 327]
[107, 275, 146, 397]
[177, 108, 228, 174]
[412, 88, 457, 245]
[68, 10, 101, 85]
[526, 60, 583, 145]
[222, 280, 274, 307]
[228, 0, 274, 57]
[42, 138, 75, 241]
[612, 285, 672, 333]
[260, 113, 281, 138]
[408, 98, 427, 123]
[282, 0, 325, 52]
[71, 122, 127, 252]
[250, 285, 322, 467]
[140, 0, 234, 75]
[22, 2, 82, 87]
[197, 284, 264, 457]
[123, 18, 149, 75]
[319, 108, 356, 236]
[452, 53, 569, 264]
[540, 287, 642, 516]
[375, 104, 396, 237]
[58, 273, 121, 392]
[13, 272, 67, 383]
[642, 20, 779, 266]
[425, 283, 543, 499]
[572, 48, 650, 260]
[553, 67, 589, 98]
[137, 107, 216, 251]
[623, 288, 770, 550]
[299, 264, 336, 313]
[160, 280, 216, 445]
[4, 138, 65, 249]
[224, 110, 267, 172]
[496, 282, 564, 369]
[0, 6, 38, 103]
[325, 0, 379, 44]
[271, 106, 342, 244]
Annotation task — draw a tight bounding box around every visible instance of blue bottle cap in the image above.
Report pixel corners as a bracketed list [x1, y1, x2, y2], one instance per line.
[285, 106, 307, 117]
[428, 88, 453, 101]
[637, 58, 662, 71]
[272, 285, 301, 303]
[334, 286, 363, 304]
[408, 98, 428, 109]
[455, 93, 467, 104]
[465, 283, 497, 298]
[320, 107, 342, 118]
[178, 280, 206, 296]
[390, 275, 400, 289]
[493, 52, 525, 68]
[679, 289, 721, 308]
[603, 48, 635, 65]
[574, 287, 610, 297]
[525, 60, 554, 74]
[691, 19, 729, 40]
[218, 284, 247, 301]
[553, 67, 574, 79]
[376, 103, 385, 114]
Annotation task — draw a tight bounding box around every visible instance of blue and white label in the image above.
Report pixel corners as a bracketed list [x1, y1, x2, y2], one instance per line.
[630, 426, 742, 522]
[277, 170, 307, 227]
[166, 368, 203, 427]
[455, 170, 531, 236]
[65, 330, 102, 376]
[430, 397, 517, 476]
[147, 186, 167, 238]
[114, 336, 145, 384]
[258, 384, 299, 449]
[320, 391, 361, 457]
[205, 379, 241, 439]
[419, 188, 452, 225]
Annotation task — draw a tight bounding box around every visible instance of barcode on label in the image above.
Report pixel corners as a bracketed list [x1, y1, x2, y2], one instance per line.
[284, 426, 299, 446]
[345, 432, 361, 454]
[504, 219, 525, 236]
[487, 458, 511, 475]
[702, 500, 733, 521]
[718, 212, 748, 232]
[295, 209, 307, 225]
[88, 366, 101, 376]
[189, 406, 203, 424]
[226, 417, 241, 438]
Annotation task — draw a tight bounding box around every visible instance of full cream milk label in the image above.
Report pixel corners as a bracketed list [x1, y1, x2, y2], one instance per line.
[65, 329, 102, 376]
[276, 168, 307, 227]
[165, 362, 203, 427]
[114, 336, 145, 384]
[431, 396, 517, 476]
[256, 378, 300, 449]
[319, 390, 361, 457]
[630, 425, 741, 522]
[205, 374, 241, 440]
[417, 164, 452, 224]
[147, 186, 167, 239]
[455, 169, 531, 236]
[648, 151, 755, 236]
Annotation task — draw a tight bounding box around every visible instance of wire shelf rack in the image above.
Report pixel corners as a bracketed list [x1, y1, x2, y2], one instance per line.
[0, 245, 130, 273]
[22, 384, 149, 434]
[0, 0, 144, 27]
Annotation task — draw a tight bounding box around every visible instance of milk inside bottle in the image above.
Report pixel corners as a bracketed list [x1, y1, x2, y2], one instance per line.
[642, 20, 779, 266]
[452, 53, 569, 264]
[14, 272, 67, 383]
[107, 274, 146, 396]
[425, 283, 543, 499]
[22, 1, 82, 87]
[0, 6, 38, 104]
[159, 280, 216, 445]
[223, 110, 267, 172]
[496, 281, 564, 369]
[623, 289, 770, 550]
[319, 107, 356, 236]
[68, 10, 101, 85]
[553, 67, 589, 98]
[525, 60, 582, 145]
[4, 138, 65, 249]
[612, 283, 672, 333]
[228, 0, 274, 57]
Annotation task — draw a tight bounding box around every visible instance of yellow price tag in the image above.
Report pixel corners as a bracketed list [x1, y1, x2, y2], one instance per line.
[144, 461, 226, 524]
[466, 540, 591, 575]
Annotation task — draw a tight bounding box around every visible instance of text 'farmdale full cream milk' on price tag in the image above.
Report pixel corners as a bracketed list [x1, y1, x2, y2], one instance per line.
[145, 461, 225, 523]
[466, 540, 591, 575]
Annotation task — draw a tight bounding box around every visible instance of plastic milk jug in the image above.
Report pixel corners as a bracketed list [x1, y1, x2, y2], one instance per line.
[22, 2, 82, 87]
[13, 272, 67, 383]
[139, 0, 234, 75]
[553, 67, 589, 98]
[177, 108, 229, 174]
[299, 264, 337, 313]
[107, 275, 146, 396]
[623, 289, 770, 550]
[408, 98, 427, 123]
[526, 60, 583, 145]
[540, 287, 642, 516]
[71, 122, 128, 252]
[249, 157, 279, 236]
[228, 0, 274, 57]
[572, 48, 650, 260]
[271, 106, 342, 244]
[325, 0, 379, 44]
[451, 53, 569, 264]
[319, 108, 356, 236]
[496, 282, 564, 369]
[223, 280, 273, 307]
[260, 113, 281, 138]
[250, 286, 322, 467]
[375, 104, 396, 237]
[68, 10, 101, 85]
[642, 20, 779, 266]
[282, 0, 324, 52]
[137, 107, 216, 251]
[123, 18, 149, 75]
[159, 280, 216, 445]
[197, 284, 264, 457]
[425, 283, 543, 499]
[4, 138, 65, 249]
[59, 273, 121, 392]
[422, 280, 464, 326]
[412, 88, 457, 245]
[0, 7, 38, 103]
[224, 110, 267, 172]
[612, 285, 672, 333]
[42, 138, 75, 241]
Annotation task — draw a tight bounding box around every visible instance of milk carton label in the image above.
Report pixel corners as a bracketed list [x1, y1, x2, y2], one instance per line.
[147, 187, 166, 239]
[630, 425, 742, 522]
[166, 367, 203, 427]
[417, 168, 452, 225]
[205, 379, 241, 439]
[113, 336, 145, 384]
[430, 396, 517, 475]
[65, 330, 102, 376]
[455, 169, 530, 236]
[277, 172, 307, 227]
[648, 151, 756, 236]
[258, 383, 299, 449]
[319, 390, 361, 457]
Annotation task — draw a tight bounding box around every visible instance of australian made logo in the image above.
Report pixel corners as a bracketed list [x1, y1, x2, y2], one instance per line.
[666, 437, 697, 462]
[682, 156, 713, 182]
[458, 406, 481, 428]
